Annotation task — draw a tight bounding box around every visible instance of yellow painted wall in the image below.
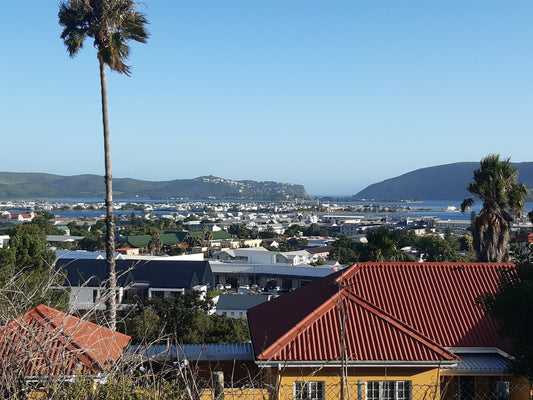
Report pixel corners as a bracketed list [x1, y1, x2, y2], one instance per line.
[273, 366, 441, 400]
[200, 388, 271, 400]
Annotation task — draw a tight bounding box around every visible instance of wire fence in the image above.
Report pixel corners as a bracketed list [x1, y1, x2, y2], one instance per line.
[197, 380, 533, 400]
[10, 375, 533, 400]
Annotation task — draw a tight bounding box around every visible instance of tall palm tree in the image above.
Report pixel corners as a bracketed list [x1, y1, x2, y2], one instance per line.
[461, 154, 529, 262]
[58, 0, 148, 329]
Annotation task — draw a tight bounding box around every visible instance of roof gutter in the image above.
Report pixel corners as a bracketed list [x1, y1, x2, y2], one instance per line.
[446, 347, 514, 359]
[440, 368, 511, 377]
[255, 360, 458, 368]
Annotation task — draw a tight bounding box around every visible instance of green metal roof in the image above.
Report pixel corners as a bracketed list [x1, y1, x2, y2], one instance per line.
[127, 233, 185, 248]
[211, 231, 231, 240]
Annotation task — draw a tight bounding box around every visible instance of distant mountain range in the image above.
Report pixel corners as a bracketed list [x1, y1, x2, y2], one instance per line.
[0, 173, 309, 201]
[355, 162, 533, 201]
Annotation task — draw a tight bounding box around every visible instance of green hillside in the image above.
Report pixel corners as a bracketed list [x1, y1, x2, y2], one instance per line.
[355, 162, 533, 201]
[0, 173, 309, 201]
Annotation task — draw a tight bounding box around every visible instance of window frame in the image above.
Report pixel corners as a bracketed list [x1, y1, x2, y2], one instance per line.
[293, 380, 325, 400]
[366, 380, 412, 400]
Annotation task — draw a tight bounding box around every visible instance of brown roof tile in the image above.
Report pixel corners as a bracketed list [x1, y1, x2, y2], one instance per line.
[0, 305, 130, 376]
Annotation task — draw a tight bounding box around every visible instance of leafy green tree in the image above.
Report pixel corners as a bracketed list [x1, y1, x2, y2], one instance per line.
[259, 226, 276, 239]
[185, 234, 203, 248]
[228, 223, 256, 239]
[59, 0, 148, 330]
[39, 210, 57, 220]
[125, 307, 162, 344]
[304, 223, 329, 237]
[461, 155, 529, 262]
[458, 235, 474, 252]
[414, 235, 467, 262]
[79, 236, 105, 251]
[93, 219, 106, 232]
[124, 291, 249, 344]
[31, 216, 62, 235]
[480, 263, 533, 378]
[331, 237, 365, 264]
[284, 223, 329, 238]
[2, 225, 55, 273]
[284, 224, 303, 237]
[363, 227, 411, 262]
[0, 225, 67, 312]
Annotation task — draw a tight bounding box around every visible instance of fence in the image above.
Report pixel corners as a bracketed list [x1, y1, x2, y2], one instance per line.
[197, 381, 533, 400]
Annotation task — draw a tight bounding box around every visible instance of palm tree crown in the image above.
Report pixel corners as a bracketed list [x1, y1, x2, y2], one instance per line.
[461, 154, 528, 216]
[59, 0, 148, 75]
[461, 154, 529, 262]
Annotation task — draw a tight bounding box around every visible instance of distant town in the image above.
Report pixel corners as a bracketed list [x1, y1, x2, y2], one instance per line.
[2, 168, 533, 398]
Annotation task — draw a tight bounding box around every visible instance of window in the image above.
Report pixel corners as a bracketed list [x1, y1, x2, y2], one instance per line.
[294, 381, 325, 400]
[367, 381, 411, 400]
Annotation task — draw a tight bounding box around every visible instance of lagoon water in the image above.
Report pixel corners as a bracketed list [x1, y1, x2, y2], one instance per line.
[46, 199, 533, 221]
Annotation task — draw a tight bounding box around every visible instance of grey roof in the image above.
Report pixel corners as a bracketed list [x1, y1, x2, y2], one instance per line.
[443, 353, 511, 375]
[217, 294, 270, 310]
[209, 261, 336, 278]
[127, 343, 254, 362]
[56, 258, 214, 289]
[47, 235, 85, 242]
[306, 245, 335, 254]
[56, 250, 107, 259]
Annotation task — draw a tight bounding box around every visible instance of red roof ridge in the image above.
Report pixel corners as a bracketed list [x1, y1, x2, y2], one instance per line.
[258, 278, 456, 362]
[258, 283, 340, 359]
[349, 261, 515, 268]
[342, 288, 457, 361]
[249, 261, 514, 363]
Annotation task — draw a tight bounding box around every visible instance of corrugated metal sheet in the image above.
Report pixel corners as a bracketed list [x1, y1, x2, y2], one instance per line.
[0, 305, 130, 376]
[443, 353, 511, 374]
[128, 343, 254, 361]
[209, 261, 335, 278]
[247, 262, 513, 363]
[351, 262, 512, 349]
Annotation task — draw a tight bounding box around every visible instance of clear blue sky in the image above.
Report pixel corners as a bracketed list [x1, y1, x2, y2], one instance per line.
[2, 1, 533, 196]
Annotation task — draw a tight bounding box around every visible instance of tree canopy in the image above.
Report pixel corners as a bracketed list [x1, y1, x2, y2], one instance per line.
[480, 262, 533, 378]
[461, 154, 529, 262]
[123, 291, 249, 345]
[0, 224, 67, 315]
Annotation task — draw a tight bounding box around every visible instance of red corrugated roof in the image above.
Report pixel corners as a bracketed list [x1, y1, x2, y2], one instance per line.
[0, 305, 131, 376]
[247, 262, 513, 363]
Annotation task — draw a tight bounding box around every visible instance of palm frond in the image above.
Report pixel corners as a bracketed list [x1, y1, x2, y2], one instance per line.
[460, 197, 474, 213]
[59, 0, 148, 74]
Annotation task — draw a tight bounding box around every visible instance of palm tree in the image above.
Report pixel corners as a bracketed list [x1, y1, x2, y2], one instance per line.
[461, 154, 529, 262]
[58, 0, 148, 329]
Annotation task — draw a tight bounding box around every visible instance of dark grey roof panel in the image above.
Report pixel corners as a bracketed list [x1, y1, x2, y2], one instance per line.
[217, 294, 270, 310]
[56, 258, 214, 289]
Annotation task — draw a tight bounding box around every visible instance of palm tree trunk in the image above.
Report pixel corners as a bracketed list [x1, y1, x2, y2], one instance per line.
[474, 208, 511, 262]
[99, 57, 117, 330]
